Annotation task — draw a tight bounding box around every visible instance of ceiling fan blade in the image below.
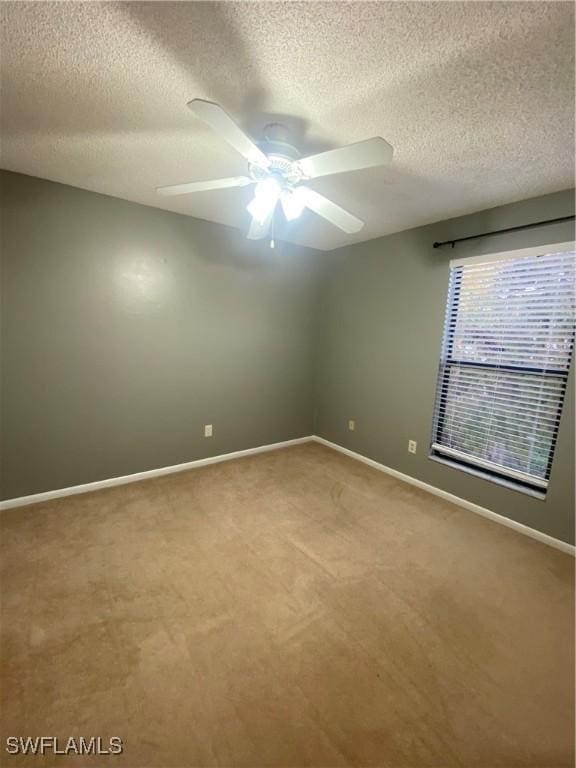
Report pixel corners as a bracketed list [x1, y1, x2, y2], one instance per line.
[188, 99, 270, 169]
[296, 187, 364, 233]
[156, 176, 253, 197]
[295, 137, 393, 180]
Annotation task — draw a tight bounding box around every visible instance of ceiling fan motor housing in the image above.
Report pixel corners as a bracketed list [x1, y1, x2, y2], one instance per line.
[250, 123, 303, 186]
[250, 154, 302, 184]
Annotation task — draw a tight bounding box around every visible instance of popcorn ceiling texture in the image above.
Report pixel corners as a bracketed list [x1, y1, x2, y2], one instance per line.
[1, 1, 574, 250]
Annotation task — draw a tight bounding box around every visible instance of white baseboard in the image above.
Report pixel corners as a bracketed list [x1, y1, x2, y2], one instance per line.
[3, 434, 573, 556]
[0, 436, 314, 511]
[312, 436, 575, 556]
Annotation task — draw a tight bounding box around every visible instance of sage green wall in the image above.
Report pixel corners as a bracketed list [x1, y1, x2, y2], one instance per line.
[0, 171, 326, 499]
[315, 190, 575, 545]
[2, 172, 574, 545]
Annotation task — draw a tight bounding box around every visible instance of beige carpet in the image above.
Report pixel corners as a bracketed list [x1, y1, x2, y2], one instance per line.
[1, 442, 574, 767]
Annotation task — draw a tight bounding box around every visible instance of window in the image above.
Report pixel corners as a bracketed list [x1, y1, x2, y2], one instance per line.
[430, 242, 575, 496]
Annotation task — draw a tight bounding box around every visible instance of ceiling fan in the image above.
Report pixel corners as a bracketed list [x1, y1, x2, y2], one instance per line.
[157, 100, 394, 243]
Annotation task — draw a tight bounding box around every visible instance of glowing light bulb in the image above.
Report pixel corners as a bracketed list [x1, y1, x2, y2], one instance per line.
[281, 188, 306, 221]
[247, 178, 281, 224]
[270, 239, 275, 249]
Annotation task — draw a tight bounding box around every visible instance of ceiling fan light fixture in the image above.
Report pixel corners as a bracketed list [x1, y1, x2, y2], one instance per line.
[158, 100, 393, 241]
[247, 178, 281, 224]
[281, 189, 306, 221]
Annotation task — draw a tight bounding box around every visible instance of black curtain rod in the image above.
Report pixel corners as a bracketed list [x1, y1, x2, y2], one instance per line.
[432, 215, 575, 249]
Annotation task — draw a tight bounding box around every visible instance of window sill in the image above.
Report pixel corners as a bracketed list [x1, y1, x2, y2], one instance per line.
[428, 454, 547, 501]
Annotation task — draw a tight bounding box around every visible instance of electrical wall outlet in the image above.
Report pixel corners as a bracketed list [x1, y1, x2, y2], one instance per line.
[204, 424, 213, 438]
[408, 439, 417, 454]
[348, 419, 355, 432]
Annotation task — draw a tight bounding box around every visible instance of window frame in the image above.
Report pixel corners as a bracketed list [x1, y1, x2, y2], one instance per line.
[429, 240, 575, 497]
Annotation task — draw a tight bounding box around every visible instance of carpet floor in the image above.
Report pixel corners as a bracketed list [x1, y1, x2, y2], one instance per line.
[1, 442, 574, 767]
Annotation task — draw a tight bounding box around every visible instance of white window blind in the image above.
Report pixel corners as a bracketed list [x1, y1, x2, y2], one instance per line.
[431, 243, 575, 493]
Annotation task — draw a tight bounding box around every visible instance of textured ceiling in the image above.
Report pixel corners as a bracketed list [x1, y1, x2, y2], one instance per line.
[1, 1, 574, 251]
